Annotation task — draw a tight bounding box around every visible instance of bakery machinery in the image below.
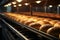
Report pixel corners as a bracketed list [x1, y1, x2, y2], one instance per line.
[0, 12, 60, 40]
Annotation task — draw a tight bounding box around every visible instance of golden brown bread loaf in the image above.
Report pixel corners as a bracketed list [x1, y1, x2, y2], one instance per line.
[24, 18, 39, 25]
[24, 20, 35, 25]
[20, 18, 29, 24]
[39, 24, 53, 32]
[47, 26, 60, 38]
[36, 21, 51, 25]
[43, 18, 52, 22]
[54, 22, 60, 27]
[29, 23, 41, 30]
[49, 20, 59, 26]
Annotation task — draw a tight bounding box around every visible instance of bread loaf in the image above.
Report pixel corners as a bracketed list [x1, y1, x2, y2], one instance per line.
[29, 23, 41, 30]
[47, 27, 60, 38]
[40, 24, 53, 32]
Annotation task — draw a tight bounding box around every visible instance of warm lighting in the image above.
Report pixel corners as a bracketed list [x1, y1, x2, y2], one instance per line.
[8, 3, 11, 6]
[16, 0, 22, 2]
[18, 4, 22, 6]
[4, 5, 9, 7]
[49, 5, 53, 7]
[58, 4, 60, 7]
[4, 5, 7, 7]
[13, 5, 16, 7]
[36, 0, 41, 4]
[12, 2, 16, 4]
[25, 3, 29, 6]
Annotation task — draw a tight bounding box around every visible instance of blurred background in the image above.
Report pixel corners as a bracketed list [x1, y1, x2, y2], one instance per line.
[0, 0, 60, 14]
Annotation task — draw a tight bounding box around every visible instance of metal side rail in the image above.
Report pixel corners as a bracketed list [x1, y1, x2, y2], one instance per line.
[0, 14, 59, 40]
[0, 19, 15, 40]
[1, 19, 29, 40]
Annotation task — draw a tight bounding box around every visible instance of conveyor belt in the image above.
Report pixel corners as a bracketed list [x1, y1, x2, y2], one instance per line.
[1, 17, 42, 40]
[0, 14, 59, 40]
[1, 20, 28, 40]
